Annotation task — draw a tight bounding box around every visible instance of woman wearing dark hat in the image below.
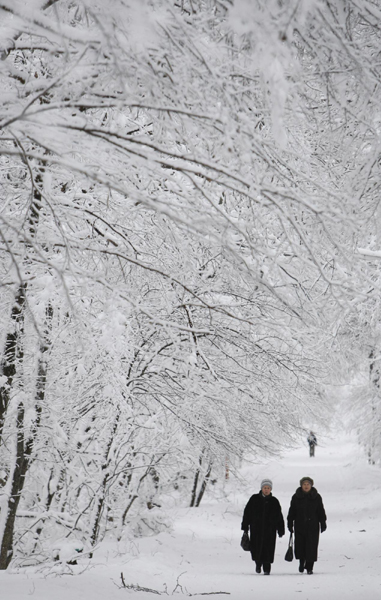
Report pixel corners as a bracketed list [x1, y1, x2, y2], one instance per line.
[287, 477, 327, 574]
[241, 478, 285, 575]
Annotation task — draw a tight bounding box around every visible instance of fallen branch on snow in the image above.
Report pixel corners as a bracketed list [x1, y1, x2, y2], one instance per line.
[119, 572, 230, 595]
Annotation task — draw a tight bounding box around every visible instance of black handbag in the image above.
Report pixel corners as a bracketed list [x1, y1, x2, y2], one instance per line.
[240, 531, 250, 551]
[284, 533, 294, 561]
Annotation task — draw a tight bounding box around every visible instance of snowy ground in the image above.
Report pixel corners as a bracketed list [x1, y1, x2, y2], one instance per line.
[2, 433, 381, 599]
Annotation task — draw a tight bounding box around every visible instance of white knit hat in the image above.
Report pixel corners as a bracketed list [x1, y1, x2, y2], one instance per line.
[260, 478, 273, 489]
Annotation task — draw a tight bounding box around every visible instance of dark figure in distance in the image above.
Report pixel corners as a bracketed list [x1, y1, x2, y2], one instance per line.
[307, 431, 317, 457]
[241, 478, 285, 575]
[287, 476, 327, 574]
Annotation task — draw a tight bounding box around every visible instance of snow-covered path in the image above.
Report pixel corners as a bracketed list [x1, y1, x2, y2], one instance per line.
[165, 434, 381, 599]
[233, 435, 381, 598]
[2, 434, 381, 599]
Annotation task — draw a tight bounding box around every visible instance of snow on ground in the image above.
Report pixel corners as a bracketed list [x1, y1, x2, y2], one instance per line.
[2, 433, 381, 599]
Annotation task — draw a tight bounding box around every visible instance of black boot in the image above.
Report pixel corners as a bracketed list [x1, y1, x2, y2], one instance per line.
[299, 559, 305, 573]
[263, 562, 271, 575]
[255, 562, 261, 574]
[306, 561, 314, 574]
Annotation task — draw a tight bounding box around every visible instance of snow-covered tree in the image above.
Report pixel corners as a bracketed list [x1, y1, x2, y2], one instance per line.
[2, 0, 381, 568]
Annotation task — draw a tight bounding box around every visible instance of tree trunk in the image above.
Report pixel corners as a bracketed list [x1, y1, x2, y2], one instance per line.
[89, 411, 120, 547]
[368, 349, 379, 465]
[0, 404, 29, 569]
[0, 303, 52, 569]
[0, 167, 44, 447]
[195, 461, 212, 507]
[190, 450, 212, 508]
[0, 284, 27, 446]
[190, 464, 201, 507]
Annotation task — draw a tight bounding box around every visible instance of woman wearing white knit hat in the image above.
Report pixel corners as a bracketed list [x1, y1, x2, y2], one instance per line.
[241, 478, 285, 575]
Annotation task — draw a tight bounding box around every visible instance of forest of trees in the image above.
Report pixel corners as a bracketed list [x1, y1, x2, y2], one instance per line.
[0, 0, 381, 570]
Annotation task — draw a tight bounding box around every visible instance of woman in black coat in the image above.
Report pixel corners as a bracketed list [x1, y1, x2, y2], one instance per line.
[287, 476, 327, 574]
[241, 478, 285, 575]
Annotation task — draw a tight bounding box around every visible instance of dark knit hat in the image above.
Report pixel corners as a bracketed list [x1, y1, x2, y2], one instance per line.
[260, 478, 273, 489]
[300, 476, 314, 486]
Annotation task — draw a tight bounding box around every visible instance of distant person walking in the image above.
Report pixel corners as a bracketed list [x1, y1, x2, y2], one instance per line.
[241, 479, 285, 575]
[307, 431, 317, 457]
[287, 476, 327, 575]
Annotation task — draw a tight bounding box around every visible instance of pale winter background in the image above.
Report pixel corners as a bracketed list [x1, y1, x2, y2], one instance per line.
[1, 0, 381, 598]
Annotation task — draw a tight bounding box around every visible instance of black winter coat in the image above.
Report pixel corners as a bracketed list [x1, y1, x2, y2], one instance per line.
[241, 492, 285, 563]
[287, 487, 327, 562]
